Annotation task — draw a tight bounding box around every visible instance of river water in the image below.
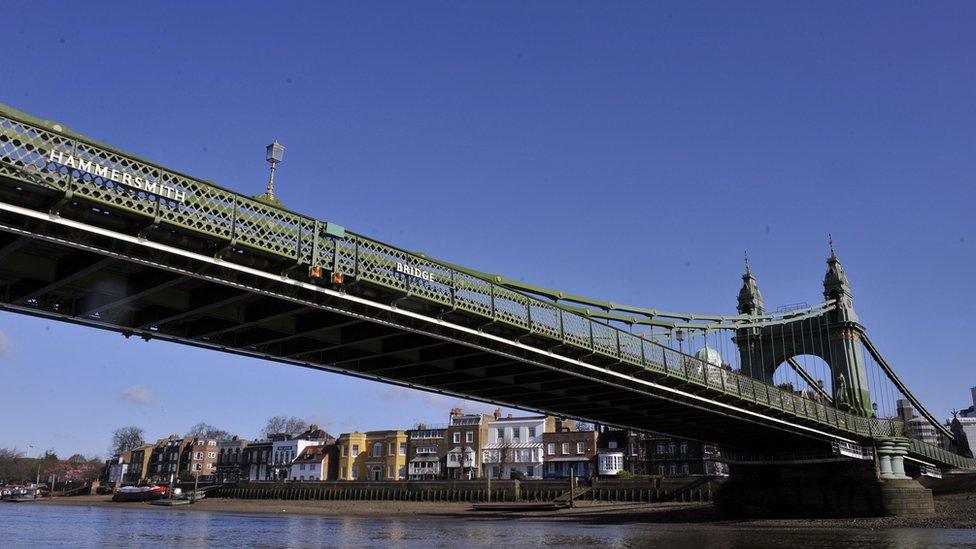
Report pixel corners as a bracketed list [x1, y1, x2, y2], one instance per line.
[1, 504, 974, 548]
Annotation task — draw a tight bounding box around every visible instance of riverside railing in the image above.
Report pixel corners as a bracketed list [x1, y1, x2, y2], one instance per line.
[0, 105, 940, 449]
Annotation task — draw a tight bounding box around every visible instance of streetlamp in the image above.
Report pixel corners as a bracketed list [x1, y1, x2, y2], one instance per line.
[264, 141, 285, 201]
[675, 329, 685, 354]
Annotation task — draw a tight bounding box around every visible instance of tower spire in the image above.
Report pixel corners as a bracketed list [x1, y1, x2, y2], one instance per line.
[737, 252, 764, 316]
[828, 233, 836, 259]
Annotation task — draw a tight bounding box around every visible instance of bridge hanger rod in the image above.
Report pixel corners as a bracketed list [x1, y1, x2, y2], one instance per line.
[436, 258, 837, 324]
[860, 332, 956, 444]
[556, 301, 838, 331]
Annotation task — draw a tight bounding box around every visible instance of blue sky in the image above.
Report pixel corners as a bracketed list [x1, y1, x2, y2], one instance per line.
[1, 2, 974, 458]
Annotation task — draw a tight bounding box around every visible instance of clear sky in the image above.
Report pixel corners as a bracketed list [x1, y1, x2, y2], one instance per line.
[1, 2, 974, 458]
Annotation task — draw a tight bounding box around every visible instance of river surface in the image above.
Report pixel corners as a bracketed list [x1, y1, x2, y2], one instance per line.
[1, 503, 975, 548]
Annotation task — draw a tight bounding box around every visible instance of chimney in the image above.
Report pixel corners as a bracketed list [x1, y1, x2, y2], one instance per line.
[554, 418, 563, 432]
[493, 408, 502, 420]
[450, 407, 463, 418]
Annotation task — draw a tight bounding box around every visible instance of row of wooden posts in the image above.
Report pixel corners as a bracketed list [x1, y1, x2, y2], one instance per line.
[214, 484, 712, 503]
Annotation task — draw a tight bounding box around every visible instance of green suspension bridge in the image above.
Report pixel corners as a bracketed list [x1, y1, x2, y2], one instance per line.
[0, 102, 972, 483]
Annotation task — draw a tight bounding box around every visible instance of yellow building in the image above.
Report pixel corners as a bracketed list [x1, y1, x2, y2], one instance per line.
[336, 430, 408, 481]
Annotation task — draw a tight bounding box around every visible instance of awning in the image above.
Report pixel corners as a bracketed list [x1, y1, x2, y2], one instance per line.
[482, 442, 543, 450]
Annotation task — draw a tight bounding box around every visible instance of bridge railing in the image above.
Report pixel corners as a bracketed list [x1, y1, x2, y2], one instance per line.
[0, 106, 909, 443]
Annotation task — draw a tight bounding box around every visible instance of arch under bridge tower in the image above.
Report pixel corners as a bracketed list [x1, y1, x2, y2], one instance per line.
[735, 245, 873, 417]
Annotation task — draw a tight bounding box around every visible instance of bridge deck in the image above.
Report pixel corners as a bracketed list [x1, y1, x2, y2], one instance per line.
[0, 103, 972, 469]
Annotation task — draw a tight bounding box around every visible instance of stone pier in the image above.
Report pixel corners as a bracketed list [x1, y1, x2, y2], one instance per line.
[714, 439, 934, 517]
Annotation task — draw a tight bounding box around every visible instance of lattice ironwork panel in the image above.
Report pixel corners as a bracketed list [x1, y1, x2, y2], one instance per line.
[157, 171, 235, 240]
[334, 238, 359, 277]
[641, 341, 665, 371]
[355, 238, 411, 293]
[618, 332, 643, 365]
[452, 273, 494, 318]
[69, 141, 163, 218]
[0, 116, 73, 191]
[493, 287, 530, 330]
[233, 196, 304, 260]
[591, 322, 618, 358]
[297, 217, 317, 265]
[561, 313, 591, 349]
[528, 301, 560, 339]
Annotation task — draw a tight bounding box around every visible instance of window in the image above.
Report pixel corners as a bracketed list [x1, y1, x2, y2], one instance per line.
[547, 443, 555, 455]
[388, 443, 394, 456]
[658, 465, 665, 475]
[388, 465, 394, 478]
[341, 445, 347, 457]
[208, 452, 216, 459]
[496, 428, 504, 440]
[453, 432, 461, 444]
[465, 432, 473, 443]
[351, 469, 358, 480]
[669, 464, 677, 475]
[194, 463, 202, 471]
[399, 443, 407, 456]
[528, 426, 536, 438]
[398, 465, 407, 478]
[577, 442, 585, 454]
[682, 463, 690, 475]
[352, 444, 360, 457]
[512, 428, 521, 441]
[195, 452, 204, 460]
[668, 443, 676, 455]
[340, 469, 346, 479]
[657, 444, 665, 455]
[608, 441, 617, 449]
[680, 443, 688, 455]
[372, 443, 383, 457]
[561, 443, 570, 455]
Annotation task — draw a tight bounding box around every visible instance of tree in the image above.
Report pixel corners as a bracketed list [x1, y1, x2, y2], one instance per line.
[187, 422, 231, 440]
[110, 426, 145, 456]
[262, 416, 309, 438]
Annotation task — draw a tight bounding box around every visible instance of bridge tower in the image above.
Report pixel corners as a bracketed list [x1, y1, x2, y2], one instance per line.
[734, 244, 874, 417]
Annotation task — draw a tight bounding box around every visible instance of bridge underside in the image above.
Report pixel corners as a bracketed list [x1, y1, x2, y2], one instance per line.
[0, 178, 863, 454]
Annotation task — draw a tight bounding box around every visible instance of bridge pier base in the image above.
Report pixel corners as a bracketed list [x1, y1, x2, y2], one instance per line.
[714, 450, 933, 518]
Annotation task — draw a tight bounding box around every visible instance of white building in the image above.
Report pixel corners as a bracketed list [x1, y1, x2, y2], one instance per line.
[289, 446, 330, 481]
[954, 387, 976, 455]
[597, 452, 625, 476]
[271, 439, 323, 481]
[482, 415, 547, 480]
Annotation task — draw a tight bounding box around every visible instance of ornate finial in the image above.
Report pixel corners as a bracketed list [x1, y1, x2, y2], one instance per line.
[828, 233, 836, 259]
[744, 250, 751, 275]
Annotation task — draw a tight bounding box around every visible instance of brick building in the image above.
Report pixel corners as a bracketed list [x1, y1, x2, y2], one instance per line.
[406, 424, 448, 480]
[445, 408, 492, 479]
[543, 427, 597, 479]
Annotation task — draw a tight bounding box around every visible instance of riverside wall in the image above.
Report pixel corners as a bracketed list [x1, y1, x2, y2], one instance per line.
[211, 476, 723, 503]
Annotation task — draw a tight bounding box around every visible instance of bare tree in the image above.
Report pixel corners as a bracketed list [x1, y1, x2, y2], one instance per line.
[110, 426, 145, 456]
[187, 422, 231, 440]
[262, 416, 309, 438]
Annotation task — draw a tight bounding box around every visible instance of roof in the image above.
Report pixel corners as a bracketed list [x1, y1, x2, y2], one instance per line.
[447, 446, 475, 453]
[544, 456, 593, 462]
[489, 416, 546, 422]
[292, 446, 328, 464]
[483, 442, 543, 450]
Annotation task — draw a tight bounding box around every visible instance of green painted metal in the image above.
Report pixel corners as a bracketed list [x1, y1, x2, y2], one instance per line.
[0, 102, 970, 470]
[786, 357, 832, 403]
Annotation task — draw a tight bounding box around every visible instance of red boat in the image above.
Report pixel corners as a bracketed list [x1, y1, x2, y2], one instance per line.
[112, 485, 168, 502]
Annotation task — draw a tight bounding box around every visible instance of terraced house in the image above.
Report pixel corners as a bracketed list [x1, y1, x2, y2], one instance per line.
[406, 424, 448, 480]
[337, 430, 408, 481]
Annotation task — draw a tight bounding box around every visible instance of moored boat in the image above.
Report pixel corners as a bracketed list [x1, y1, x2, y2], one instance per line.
[111, 485, 168, 502]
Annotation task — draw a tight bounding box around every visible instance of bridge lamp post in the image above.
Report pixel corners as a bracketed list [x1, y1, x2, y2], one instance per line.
[675, 329, 685, 354]
[264, 141, 285, 201]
